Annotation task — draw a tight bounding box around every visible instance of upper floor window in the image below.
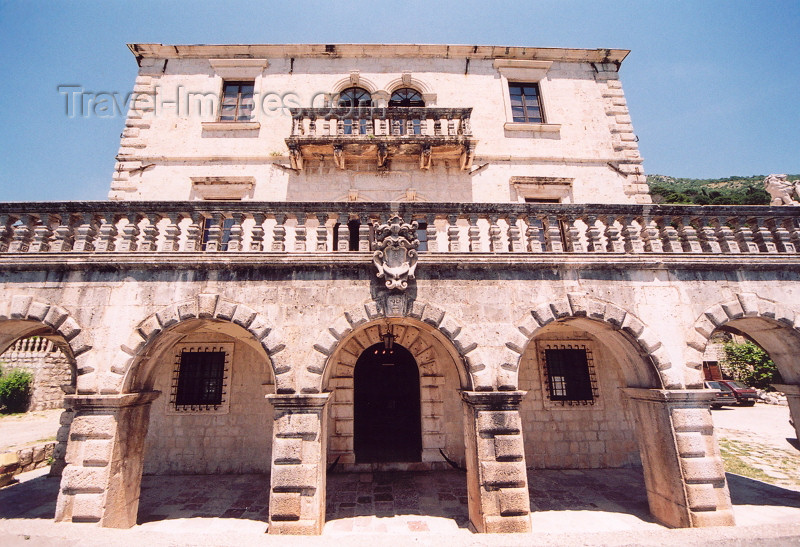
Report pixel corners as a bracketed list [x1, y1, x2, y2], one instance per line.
[508, 82, 543, 123]
[338, 87, 372, 108]
[389, 88, 425, 135]
[337, 87, 372, 134]
[389, 88, 425, 107]
[220, 81, 255, 122]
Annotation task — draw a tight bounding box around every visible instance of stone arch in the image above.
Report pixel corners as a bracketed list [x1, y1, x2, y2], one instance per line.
[305, 298, 478, 394]
[688, 292, 800, 385]
[117, 293, 287, 393]
[508, 293, 671, 390]
[331, 76, 379, 95]
[0, 295, 90, 360]
[385, 77, 434, 96]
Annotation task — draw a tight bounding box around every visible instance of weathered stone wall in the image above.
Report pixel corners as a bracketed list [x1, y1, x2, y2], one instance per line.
[0, 338, 72, 410]
[518, 330, 639, 469]
[110, 54, 645, 204]
[143, 332, 274, 474]
[2, 263, 800, 398]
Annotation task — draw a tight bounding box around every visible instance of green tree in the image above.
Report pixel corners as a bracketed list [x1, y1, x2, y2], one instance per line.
[0, 367, 34, 413]
[721, 341, 783, 390]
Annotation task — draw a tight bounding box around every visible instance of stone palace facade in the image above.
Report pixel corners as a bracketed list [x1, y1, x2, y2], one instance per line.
[1, 43, 799, 534]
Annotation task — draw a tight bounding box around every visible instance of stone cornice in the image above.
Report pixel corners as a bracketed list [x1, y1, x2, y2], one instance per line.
[128, 43, 630, 66]
[2, 253, 799, 272]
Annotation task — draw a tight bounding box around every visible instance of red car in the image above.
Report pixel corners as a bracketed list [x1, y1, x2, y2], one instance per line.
[716, 380, 758, 406]
[705, 381, 737, 409]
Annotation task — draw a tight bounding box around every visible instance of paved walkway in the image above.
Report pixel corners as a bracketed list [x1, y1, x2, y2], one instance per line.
[1, 404, 799, 544]
[2, 463, 799, 544]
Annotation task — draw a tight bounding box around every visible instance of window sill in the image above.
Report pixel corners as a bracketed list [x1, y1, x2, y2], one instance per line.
[504, 122, 561, 133]
[201, 121, 261, 131]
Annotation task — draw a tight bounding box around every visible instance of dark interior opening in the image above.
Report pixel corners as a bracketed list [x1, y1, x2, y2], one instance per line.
[353, 342, 422, 463]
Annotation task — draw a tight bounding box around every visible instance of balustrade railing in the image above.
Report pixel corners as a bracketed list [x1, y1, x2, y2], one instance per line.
[288, 107, 473, 138]
[1, 202, 798, 258]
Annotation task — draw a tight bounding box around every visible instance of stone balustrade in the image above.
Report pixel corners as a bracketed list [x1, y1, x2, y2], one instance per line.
[0, 202, 798, 262]
[289, 107, 473, 138]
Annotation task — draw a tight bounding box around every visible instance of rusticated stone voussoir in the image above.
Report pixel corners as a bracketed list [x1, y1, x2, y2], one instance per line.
[513, 294, 669, 390]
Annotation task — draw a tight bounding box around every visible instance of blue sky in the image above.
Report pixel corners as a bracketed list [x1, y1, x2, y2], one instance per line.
[1, 0, 798, 201]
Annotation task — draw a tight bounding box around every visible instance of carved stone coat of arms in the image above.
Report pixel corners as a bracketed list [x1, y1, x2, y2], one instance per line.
[372, 215, 419, 291]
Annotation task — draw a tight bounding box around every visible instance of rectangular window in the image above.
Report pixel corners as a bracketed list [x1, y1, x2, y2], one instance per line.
[541, 344, 597, 405]
[508, 82, 543, 123]
[219, 81, 255, 122]
[174, 350, 226, 408]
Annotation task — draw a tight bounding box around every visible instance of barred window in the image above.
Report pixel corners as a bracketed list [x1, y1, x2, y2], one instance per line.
[170, 345, 232, 412]
[540, 344, 597, 405]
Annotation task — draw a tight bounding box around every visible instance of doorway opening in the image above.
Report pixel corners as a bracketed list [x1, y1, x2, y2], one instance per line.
[353, 342, 421, 463]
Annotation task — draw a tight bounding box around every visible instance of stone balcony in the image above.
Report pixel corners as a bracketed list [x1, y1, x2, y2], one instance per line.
[285, 107, 477, 171]
[1, 202, 799, 272]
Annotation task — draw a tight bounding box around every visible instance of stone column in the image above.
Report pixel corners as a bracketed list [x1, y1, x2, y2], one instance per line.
[55, 392, 159, 528]
[623, 388, 734, 528]
[773, 384, 800, 441]
[266, 393, 330, 535]
[461, 391, 531, 533]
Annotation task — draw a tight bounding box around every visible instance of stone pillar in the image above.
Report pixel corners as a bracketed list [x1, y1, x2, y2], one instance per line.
[623, 388, 734, 528]
[461, 391, 531, 533]
[55, 392, 159, 528]
[773, 384, 800, 441]
[266, 393, 330, 535]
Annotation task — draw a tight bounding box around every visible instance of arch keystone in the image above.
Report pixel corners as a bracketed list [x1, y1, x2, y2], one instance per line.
[197, 293, 219, 318]
[721, 300, 744, 320]
[736, 293, 760, 317]
[27, 301, 50, 322]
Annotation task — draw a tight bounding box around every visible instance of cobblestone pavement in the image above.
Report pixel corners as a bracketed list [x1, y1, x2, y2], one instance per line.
[2, 404, 800, 544]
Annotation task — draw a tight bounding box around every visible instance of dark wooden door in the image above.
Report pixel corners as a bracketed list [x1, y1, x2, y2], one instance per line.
[354, 342, 422, 462]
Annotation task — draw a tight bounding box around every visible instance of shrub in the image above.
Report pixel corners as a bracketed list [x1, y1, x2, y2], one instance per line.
[0, 368, 34, 413]
[721, 341, 783, 390]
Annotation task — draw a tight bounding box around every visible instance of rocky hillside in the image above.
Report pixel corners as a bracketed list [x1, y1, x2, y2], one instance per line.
[646, 174, 800, 205]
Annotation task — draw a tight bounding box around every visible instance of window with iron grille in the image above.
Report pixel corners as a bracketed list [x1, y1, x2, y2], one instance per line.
[170, 345, 232, 412]
[508, 82, 544, 123]
[219, 81, 255, 122]
[540, 343, 597, 405]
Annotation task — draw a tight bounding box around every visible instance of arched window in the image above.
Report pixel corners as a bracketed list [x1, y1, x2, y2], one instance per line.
[337, 87, 372, 134]
[338, 87, 372, 108]
[389, 88, 425, 107]
[389, 88, 425, 135]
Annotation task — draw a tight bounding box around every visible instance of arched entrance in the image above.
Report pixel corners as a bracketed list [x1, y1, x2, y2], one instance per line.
[353, 342, 421, 463]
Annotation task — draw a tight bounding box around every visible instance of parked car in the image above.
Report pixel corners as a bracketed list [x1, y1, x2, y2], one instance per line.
[705, 381, 737, 409]
[716, 380, 758, 406]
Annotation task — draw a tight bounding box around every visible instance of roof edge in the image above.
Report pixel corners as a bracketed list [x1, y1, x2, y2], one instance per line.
[126, 43, 629, 65]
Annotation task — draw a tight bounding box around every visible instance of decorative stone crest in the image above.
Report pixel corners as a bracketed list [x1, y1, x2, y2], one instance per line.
[764, 174, 800, 206]
[372, 215, 419, 291]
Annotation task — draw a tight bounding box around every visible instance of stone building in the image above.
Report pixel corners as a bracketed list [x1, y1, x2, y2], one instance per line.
[1, 43, 799, 534]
